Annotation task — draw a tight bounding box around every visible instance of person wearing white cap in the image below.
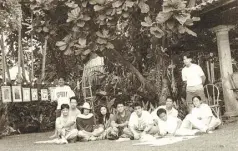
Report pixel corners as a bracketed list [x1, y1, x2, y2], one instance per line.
[76, 102, 95, 141]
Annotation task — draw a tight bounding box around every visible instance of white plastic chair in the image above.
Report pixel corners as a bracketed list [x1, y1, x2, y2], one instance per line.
[204, 84, 221, 120]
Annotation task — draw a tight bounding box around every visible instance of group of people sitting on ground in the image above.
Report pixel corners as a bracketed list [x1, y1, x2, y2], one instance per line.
[49, 95, 221, 144]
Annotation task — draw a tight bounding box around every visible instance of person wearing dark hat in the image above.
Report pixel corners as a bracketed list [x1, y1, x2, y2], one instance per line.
[76, 102, 95, 141]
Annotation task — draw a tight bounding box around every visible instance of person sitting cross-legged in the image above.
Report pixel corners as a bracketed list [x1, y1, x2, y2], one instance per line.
[109, 101, 132, 140]
[54, 104, 78, 144]
[92, 105, 114, 140]
[76, 102, 95, 141]
[129, 101, 159, 140]
[177, 96, 221, 136]
[156, 108, 181, 136]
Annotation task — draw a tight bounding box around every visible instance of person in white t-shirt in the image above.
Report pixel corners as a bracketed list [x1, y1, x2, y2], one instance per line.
[54, 77, 75, 117]
[50, 77, 75, 139]
[156, 108, 181, 136]
[129, 101, 159, 140]
[182, 54, 206, 112]
[178, 96, 221, 135]
[151, 96, 178, 125]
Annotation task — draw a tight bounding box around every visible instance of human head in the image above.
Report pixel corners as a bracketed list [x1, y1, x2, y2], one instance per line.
[81, 102, 91, 115]
[133, 101, 143, 117]
[116, 101, 125, 113]
[157, 108, 167, 121]
[70, 96, 78, 109]
[61, 104, 70, 116]
[58, 76, 66, 86]
[183, 54, 192, 67]
[192, 96, 202, 108]
[165, 96, 174, 109]
[100, 106, 108, 116]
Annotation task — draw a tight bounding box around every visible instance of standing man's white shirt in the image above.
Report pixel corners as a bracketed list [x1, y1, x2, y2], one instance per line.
[182, 64, 204, 87]
[129, 111, 154, 131]
[151, 105, 178, 120]
[55, 85, 75, 109]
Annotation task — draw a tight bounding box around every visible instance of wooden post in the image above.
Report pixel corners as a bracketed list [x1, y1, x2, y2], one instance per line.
[40, 36, 48, 83]
[16, 4, 22, 84]
[1, 33, 6, 83]
[211, 25, 238, 117]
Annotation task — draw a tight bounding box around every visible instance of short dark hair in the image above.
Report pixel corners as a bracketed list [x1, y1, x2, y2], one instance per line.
[166, 96, 173, 102]
[192, 96, 202, 102]
[61, 104, 70, 110]
[132, 101, 142, 108]
[70, 96, 78, 102]
[58, 76, 66, 81]
[116, 101, 125, 107]
[183, 53, 192, 59]
[157, 108, 167, 117]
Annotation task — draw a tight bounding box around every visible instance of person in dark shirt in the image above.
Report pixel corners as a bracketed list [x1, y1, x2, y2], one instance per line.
[109, 102, 132, 139]
[76, 102, 95, 141]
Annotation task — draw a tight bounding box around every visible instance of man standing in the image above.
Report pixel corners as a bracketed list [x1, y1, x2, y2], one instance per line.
[182, 54, 206, 111]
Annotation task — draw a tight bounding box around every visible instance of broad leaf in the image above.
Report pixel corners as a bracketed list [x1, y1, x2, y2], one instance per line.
[112, 1, 123, 8]
[96, 38, 107, 44]
[150, 27, 164, 38]
[77, 21, 85, 27]
[56, 41, 66, 47]
[43, 27, 49, 32]
[138, 2, 150, 13]
[94, 5, 104, 11]
[82, 49, 91, 55]
[174, 13, 190, 25]
[156, 12, 173, 24]
[78, 38, 87, 47]
[185, 27, 197, 37]
[106, 42, 114, 49]
[192, 17, 200, 22]
[125, 1, 134, 8]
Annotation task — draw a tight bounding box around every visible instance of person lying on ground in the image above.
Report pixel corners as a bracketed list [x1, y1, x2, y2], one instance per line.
[51, 104, 78, 144]
[109, 101, 132, 140]
[129, 101, 159, 140]
[151, 96, 178, 125]
[156, 108, 181, 136]
[76, 102, 95, 141]
[176, 96, 221, 136]
[92, 105, 114, 140]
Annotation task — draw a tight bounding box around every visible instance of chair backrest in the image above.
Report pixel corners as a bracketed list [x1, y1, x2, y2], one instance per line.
[204, 84, 220, 106]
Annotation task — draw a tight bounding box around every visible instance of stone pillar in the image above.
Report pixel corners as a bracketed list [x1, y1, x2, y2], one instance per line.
[211, 25, 238, 117]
